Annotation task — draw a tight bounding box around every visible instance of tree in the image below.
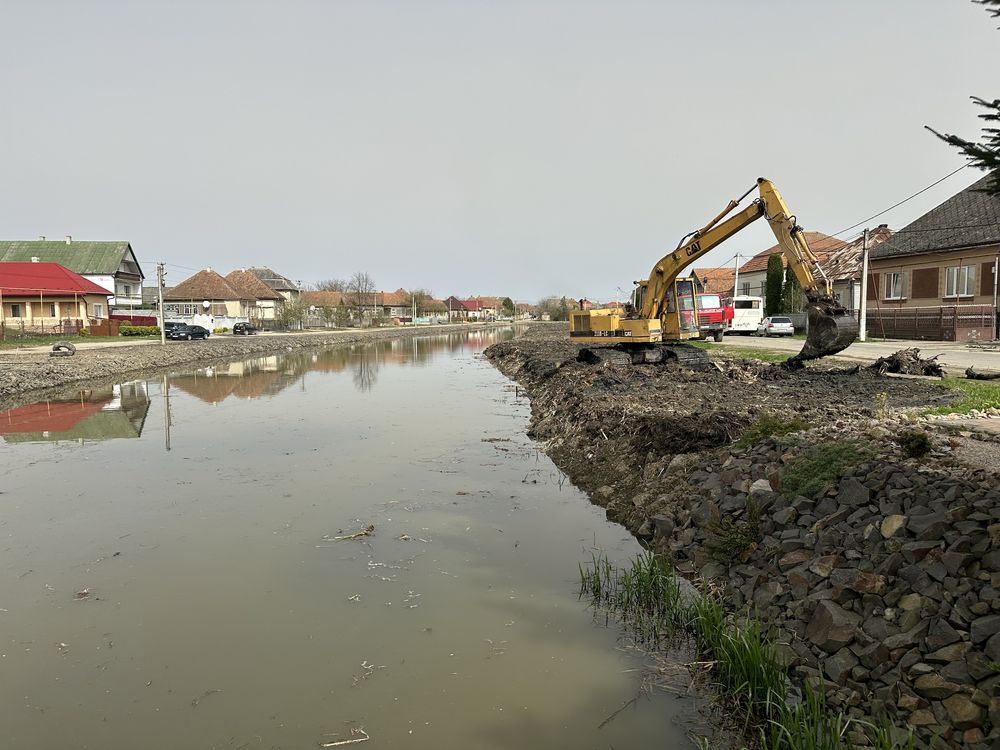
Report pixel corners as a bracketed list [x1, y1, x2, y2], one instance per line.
[500, 297, 515, 317]
[334, 300, 351, 327]
[314, 278, 347, 292]
[765, 254, 784, 316]
[404, 288, 433, 316]
[276, 297, 307, 329]
[781, 265, 803, 313]
[347, 272, 376, 321]
[928, 0, 1000, 195]
[537, 296, 570, 321]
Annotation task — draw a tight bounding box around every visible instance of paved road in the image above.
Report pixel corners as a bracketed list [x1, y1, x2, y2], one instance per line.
[714, 333, 1000, 373]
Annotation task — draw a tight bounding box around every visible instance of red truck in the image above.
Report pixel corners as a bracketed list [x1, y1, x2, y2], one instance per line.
[693, 292, 734, 342]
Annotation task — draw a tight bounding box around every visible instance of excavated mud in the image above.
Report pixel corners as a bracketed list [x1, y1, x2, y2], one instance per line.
[487, 326, 1000, 749]
[487, 326, 954, 495]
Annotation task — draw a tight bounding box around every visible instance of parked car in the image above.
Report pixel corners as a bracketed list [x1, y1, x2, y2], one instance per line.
[756, 316, 794, 337]
[167, 324, 211, 341]
[232, 322, 258, 335]
[163, 321, 184, 334]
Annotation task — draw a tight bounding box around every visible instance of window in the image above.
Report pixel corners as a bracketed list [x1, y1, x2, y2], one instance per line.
[49, 303, 57, 317]
[122, 284, 132, 297]
[10, 303, 22, 317]
[740, 282, 750, 296]
[945, 265, 975, 298]
[885, 272, 903, 300]
[93, 303, 104, 319]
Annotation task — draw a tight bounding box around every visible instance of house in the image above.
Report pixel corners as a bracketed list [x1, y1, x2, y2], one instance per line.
[817, 224, 894, 311]
[0, 237, 144, 308]
[376, 289, 409, 318]
[735, 232, 846, 299]
[442, 295, 470, 320]
[692, 267, 737, 299]
[0, 261, 111, 327]
[162, 268, 252, 328]
[226, 269, 285, 323]
[868, 173, 999, 340]
[245, 267, 301, 301]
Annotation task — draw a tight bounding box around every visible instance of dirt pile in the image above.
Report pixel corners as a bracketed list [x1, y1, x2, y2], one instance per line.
[486, 326, 1000, 749]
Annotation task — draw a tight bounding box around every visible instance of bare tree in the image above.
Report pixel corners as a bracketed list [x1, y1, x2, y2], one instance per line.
[405, 288, 433, 315]
[347, 272, 377, 320]
[314, 278, 348, 292]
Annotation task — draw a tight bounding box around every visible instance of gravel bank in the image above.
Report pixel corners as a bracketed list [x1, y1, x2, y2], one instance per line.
[486, 326, 1000, 749]
[0, 324, 503, 409]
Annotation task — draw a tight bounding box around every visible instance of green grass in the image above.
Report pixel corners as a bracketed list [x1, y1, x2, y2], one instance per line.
[580, 552, 914, 750]
[690, 342, 795, 364]
[925, 377, 1000, 415]
[780, 439, 873, 498]
[736, 413, 811, 448]
[704, 499, 762, 563]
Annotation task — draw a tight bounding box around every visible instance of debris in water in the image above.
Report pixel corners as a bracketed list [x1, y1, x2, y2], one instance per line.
[190, 688, 222, 707]
[74, 588, 91, 600]
[869, 348, 945, 377]
[327, 524, 375, 541]
[397, 533, 412, 541]
[320, 728, 370, 747]
[348, 594, 360, 602]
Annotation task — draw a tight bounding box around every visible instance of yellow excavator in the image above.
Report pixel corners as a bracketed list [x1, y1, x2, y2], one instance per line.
[570, 177, 858, 367]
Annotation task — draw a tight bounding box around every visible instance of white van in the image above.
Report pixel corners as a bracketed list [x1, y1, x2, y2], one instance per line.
[728, 296, 764, 335]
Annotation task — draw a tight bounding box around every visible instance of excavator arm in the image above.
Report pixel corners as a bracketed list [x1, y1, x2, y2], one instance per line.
[638, 177, 857, 361]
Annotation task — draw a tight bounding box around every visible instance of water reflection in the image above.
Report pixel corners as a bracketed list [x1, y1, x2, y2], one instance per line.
[169, 327, 520, 403]
[0, 382, 150, 444]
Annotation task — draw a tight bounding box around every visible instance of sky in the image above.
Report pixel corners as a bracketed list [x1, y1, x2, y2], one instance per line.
[2, 0, 998, 302]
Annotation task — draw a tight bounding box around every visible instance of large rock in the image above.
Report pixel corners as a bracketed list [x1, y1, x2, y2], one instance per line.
[880, 514, 906, 539]
[970, 614, 1000, 645]
[824, 647, 859, 685]
[913, 673, 961, 699]
[837, 477, 870, 507]
[806, 600, 861, 654]
[942, 693, 982, 730]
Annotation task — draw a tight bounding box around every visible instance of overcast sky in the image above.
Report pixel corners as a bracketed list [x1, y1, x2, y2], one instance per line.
[2, 0, 998, 302]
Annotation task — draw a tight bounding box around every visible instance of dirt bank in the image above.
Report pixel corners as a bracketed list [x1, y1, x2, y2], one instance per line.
[487, 325, 1000, 749]
[0, 324, 504, 409]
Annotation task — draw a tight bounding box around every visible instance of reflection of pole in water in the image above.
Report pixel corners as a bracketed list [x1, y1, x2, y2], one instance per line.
[163, 373, 172, 452]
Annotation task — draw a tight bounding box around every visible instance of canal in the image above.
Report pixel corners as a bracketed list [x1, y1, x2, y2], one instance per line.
[1, 327, 707, 749]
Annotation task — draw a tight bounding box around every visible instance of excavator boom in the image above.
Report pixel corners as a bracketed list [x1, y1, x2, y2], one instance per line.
[570, 177, 858, 363]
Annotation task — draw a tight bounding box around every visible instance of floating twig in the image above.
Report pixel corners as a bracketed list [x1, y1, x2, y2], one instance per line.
[327, 525, 375, 541]
[320, 728, 370, 747]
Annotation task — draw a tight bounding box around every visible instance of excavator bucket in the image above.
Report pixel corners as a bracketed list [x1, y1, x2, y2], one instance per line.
[794, 303, 859, 362]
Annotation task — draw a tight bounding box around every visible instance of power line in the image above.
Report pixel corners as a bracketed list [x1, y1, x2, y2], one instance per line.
[826, 163, 971, 238]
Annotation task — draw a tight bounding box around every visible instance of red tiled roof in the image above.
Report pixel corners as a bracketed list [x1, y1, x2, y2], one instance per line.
[302, 290, 347, 307]
[226, 270, 284, 301]
[164, 268, 245, 301]
[738, 232, 846, 274]
[0, 262, 110, 296]
[692, 267, 736, 294]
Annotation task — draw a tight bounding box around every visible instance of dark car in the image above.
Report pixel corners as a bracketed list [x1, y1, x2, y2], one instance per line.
[167, 324, 211, 341]
[233, 322, 258, 335]
[163, 321, 184, 334]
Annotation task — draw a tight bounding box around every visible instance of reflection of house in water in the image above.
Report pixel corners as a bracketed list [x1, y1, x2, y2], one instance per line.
[166, 327, 521, 402]
[0, 382, 151, 443]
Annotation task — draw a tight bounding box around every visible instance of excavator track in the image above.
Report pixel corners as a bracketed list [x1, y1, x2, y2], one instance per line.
[578, 343, 712, 370]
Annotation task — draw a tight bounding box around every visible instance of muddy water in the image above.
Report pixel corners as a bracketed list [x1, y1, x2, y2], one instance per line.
[1, 328, 704, 749]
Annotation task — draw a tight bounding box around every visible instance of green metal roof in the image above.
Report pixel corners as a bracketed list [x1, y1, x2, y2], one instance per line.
[0, 240, 142, 277]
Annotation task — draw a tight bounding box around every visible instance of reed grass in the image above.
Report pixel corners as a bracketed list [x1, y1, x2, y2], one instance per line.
[580, 552, 913, 750]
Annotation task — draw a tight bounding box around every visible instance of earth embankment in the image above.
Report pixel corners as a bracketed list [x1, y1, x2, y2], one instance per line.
[486, 325, 1000, 749]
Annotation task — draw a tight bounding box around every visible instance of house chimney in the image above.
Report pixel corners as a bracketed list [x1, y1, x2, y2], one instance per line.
[38, 235, 45, 241]
[30, 256, 40, 263]
[64, 235, 72, 244]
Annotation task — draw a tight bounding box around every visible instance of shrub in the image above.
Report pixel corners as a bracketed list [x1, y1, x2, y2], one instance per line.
[119, 325, 160, 336]
[212, 327, 230, 334]
[780, 439, 873, 498]
[704, 498, 762, 562]
[897, 430, 932, 458]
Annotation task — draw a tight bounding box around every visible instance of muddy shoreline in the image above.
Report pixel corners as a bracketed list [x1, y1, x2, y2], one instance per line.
[0, 323, 511, 410]
[487, 325, 1000, 749]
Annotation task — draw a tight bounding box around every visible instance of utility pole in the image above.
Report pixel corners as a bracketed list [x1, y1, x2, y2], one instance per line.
[858, 229, 870, 342]
[156, 262, 166, 345]
[993, 254, 998, 341]
[733, 253, 741, 298]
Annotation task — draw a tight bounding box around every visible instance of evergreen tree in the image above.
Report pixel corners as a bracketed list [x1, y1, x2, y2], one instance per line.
[781, 265, 803, 313]
[765, 254, 785, 316]
[928, 0, 1000, 195]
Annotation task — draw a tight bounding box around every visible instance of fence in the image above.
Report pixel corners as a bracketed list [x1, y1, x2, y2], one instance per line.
[0, 319, 84, 340]
[865, 305, 996, 342]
